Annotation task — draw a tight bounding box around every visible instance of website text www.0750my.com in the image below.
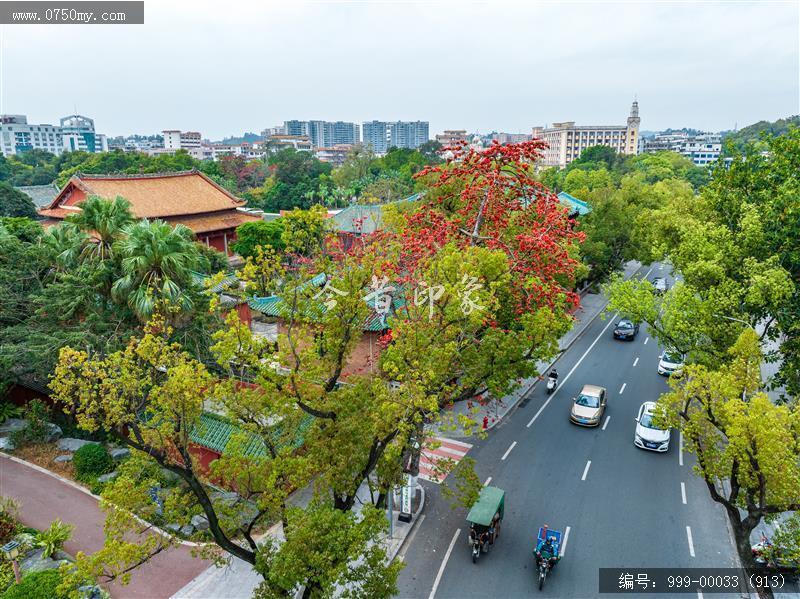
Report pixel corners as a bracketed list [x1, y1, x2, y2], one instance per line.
[0, 1, 144, 25]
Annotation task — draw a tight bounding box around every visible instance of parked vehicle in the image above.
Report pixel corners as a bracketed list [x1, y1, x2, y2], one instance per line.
[466, 486, 505, 564]
[569, 384, 607, 426]
[651, 277, 668, 294]
[613, 318, 640, 341]
[752, 531, 800, 579]
[657, 350, 684, 376]
[634, 401, 670, 452]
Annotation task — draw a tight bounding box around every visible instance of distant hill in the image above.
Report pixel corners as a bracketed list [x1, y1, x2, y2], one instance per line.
[215, 132, 264, 145]
[723, 115, 800, 152]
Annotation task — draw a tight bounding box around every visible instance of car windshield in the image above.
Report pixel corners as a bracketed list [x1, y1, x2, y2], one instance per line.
[576, 394, 600, 408]
[663, 351, 682, 363]
[618, 321, 633, 329]
[639, 413, 664, 430]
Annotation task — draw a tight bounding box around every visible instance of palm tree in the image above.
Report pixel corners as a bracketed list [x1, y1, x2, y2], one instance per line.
[111, 220, 201, 321]
[67, 195, 135, 263]
[41, 222, 88, 272]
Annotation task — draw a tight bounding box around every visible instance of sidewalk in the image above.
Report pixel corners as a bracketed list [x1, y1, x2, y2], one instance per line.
[0, 453, 209, 599]
[433, 260, 643, 438]
[174, 479, 425, 598]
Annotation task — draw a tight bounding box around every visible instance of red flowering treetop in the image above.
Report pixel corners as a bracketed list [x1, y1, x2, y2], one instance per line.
[352, 140, 583, 315]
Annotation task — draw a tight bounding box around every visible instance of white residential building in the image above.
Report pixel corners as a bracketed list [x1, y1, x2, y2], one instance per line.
[640, 131, 722, 166]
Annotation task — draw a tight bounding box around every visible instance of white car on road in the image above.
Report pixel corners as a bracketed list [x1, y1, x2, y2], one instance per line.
[657, 350, 684, 376]
[634, 402, 670, 452]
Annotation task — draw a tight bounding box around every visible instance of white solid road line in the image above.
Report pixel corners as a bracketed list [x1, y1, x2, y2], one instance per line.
[686, 525, 695, 557]
[602, 416, 610, 430]
[633, 357, 639, 367]
[581, 460, 592, 481]
[679, 431, 684, 466]
[429, 528, 460, 599]
[483, 476, 492, 486]
[501, 441, 517, 461]
[644, 337, 649, 345]
[619, 383, 626, 395]
[561, 526, 572, 557]
[527, 312, 619, 428]
[681, 482, 687, 505]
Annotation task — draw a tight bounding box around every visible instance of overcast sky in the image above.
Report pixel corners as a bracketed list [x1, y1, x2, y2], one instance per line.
[1, 0, 798, 139]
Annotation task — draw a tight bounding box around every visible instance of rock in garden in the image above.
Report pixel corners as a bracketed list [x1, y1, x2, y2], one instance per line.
[54, 454, 73, 463]
[97, 471, 118, 483]
[160, 467, 182, 485]
[0, 437, 15, 451]
[57, 438, 98, 452]
[190, 514, 209, 531]
[44, 423, 63, 442]
[180, 524, 194, 537]
[165, 523, 181, 533]
[109, 447, 130, 461]
[78, 585, 104, 599]
[19, 548, 61, 573]
[0, 418, 28, 434]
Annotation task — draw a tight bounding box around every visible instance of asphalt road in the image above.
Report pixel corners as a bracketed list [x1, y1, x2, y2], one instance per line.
[395, 264, 739, 599]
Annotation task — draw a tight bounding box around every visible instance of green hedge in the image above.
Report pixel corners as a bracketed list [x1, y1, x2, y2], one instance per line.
[1, 569, 66, 599]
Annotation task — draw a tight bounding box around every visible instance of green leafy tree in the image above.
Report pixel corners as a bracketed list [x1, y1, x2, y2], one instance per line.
[231, 220, 286, 258]
[658, 330, 800, 575]
[0, 182, 37, 218]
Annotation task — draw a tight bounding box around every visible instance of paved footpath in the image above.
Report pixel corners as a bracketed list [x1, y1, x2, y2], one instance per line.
[0, 454, 209, 598]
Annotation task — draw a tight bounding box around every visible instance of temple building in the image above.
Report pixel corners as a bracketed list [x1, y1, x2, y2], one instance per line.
[38, 170, 261, 254]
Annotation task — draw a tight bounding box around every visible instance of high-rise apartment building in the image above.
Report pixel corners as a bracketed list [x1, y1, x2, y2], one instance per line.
[532, 101, 641, 168]
[283, 120, 360, 148]
[362, 121, 429, 153]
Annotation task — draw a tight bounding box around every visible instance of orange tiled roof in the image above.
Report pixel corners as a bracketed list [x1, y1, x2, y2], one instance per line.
[166, 211, 261, 234]
[43, 170, 246, 219]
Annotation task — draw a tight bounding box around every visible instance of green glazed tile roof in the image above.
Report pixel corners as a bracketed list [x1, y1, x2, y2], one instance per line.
[190, 410, 312, 457]
[331, 193, 423, 235]
[557, 191, 592, 216]
[191, 271, 239, 294]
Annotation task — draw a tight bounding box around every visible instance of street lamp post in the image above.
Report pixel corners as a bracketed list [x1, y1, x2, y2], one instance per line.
[2, 540, 22, 584]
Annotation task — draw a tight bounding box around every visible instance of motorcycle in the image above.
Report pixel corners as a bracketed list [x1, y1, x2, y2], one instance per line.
[537, 556, 549, 590]
[546, 373, 558, 395]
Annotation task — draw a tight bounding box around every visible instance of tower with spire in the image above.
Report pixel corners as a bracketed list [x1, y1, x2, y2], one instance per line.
[626, 99, 641, 154]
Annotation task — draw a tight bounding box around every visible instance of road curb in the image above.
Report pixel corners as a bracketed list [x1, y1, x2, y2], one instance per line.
[388, 484, 426, 563]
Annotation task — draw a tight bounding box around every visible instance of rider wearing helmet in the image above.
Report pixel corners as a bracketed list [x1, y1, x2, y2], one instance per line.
[548, 369, 558, 380]
[534, 536, 560, 570]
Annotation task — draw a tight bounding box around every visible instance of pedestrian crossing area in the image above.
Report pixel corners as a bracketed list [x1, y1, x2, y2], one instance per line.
[418, 436, 473, 483]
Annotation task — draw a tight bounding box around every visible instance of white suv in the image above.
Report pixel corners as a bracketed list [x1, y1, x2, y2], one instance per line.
[658, 350, 684, 376]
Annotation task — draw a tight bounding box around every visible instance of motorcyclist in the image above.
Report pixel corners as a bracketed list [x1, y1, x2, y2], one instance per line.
[534, 536, 560, 571]
[470, 524, 488, 548]
[548, 369, 558, 381]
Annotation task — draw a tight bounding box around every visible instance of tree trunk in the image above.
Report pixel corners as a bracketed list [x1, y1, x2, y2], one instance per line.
[727, 507, 774, 599]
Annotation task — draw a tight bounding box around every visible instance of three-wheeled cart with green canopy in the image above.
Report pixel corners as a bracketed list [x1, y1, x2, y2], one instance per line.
[466, 486, 505, 563]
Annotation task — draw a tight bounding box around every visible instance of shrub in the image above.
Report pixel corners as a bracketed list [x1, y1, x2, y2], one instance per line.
[73, 444, 113, 480]
[9, 400, 50, 447]
[1, 569, 66, 599]
[0, 403, 20, 425]
[36, 519, 72, 559]
[0, 562, 14, 594]
[0, 498, 20, 545]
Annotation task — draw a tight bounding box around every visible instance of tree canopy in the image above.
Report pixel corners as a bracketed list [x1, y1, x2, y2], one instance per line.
[0, 182, 38, 218]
